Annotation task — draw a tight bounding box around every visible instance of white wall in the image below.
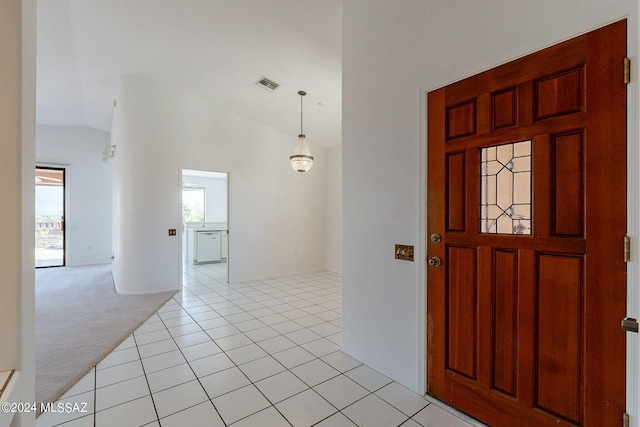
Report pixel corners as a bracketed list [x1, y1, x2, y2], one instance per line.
[36, 126, 112, 266]
[1, 0, 37, 426]
[342, 1, 638, 417]
[0, 0, 23, 381]
[325, 145, 342, 273]
[111, 75, 327, 294]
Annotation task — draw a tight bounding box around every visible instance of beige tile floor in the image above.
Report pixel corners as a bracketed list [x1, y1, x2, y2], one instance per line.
[37, 263, 483, 427]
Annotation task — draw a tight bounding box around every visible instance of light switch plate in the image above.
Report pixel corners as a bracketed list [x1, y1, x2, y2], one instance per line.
[395, 244, 414, 261]
[168, 229, 177, 236]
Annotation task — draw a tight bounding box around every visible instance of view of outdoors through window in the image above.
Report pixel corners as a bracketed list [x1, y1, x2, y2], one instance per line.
[182, 188, 206, 222]
[35, 167, 65, 267]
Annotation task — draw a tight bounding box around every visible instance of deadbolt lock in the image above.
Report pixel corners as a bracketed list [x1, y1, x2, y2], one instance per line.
[428, 256, 442, 267]
[430, 233, 442, 244]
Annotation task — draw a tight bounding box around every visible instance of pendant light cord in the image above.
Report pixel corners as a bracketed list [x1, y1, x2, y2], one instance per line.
[298, 90, 306, 136]
[300, 92, 304, 135]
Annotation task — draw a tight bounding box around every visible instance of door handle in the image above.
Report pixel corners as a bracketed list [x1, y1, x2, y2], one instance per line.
[428, 256, 441, 267]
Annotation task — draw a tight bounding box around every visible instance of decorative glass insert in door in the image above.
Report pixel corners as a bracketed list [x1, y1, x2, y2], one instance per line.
[480, 140, 531, 234]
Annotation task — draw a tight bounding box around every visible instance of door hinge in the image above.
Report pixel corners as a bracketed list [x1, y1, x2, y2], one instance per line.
[622, 317, 639, 333]
[624, 235, 631, 262]
[624, 57, 631, 84]
[624, 412, 630, 427]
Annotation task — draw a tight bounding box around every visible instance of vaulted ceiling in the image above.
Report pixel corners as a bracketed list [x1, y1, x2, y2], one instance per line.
[36, 0, 343, 147]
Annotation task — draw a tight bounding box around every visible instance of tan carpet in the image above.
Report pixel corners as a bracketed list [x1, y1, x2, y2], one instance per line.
[35, 264, 176, 407]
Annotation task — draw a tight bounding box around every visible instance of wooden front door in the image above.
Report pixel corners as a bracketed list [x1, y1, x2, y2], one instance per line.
[426, 20, 627, 427]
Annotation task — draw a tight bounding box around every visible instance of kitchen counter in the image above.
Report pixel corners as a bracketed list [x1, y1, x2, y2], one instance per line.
[185, 221, 227, 231]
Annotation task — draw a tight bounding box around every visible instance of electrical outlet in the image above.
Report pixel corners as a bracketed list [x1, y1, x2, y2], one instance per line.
[395, 244, 414, 261]
[168, 229, 177, 236]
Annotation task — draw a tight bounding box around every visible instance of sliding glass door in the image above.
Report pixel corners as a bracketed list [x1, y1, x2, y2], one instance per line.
[35, 167, 65, 268]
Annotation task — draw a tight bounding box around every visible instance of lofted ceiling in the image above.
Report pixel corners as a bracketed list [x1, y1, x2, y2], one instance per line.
[36, 0, 343, 147]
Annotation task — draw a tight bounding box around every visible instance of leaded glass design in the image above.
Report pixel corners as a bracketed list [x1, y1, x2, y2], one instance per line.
[480, 141, 532, 234]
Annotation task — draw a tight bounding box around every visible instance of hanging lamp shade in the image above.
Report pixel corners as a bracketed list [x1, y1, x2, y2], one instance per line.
[290, 134, 314, 173]
[290, 91, 314, 173]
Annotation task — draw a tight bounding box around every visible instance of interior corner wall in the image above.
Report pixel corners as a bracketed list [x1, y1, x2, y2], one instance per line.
[36, 125, 112, 266]
[325, 145, 342, 274]
[111, 75, 326, 294]
[20, 1, 37, 425]
[0, 0, 23, 381]
[342, 0, 636, 396]
[1, 0, 37, 425]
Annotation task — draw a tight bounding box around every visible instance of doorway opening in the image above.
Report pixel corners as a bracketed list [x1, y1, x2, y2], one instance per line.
[35, 166, 66, 268]
[181, 169, 229, 282]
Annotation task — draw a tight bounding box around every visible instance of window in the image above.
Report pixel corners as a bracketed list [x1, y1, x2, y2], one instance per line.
[479, 140, 532, 234]
[182, 188, 205, 222]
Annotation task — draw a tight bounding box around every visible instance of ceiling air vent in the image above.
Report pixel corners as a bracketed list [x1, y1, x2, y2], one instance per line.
[255, 76, 280, 92]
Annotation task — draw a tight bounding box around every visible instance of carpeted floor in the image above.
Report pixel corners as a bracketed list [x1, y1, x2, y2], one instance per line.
[35, 264, 176, 408]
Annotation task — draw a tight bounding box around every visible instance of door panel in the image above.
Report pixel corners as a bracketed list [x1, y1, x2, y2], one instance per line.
[551, 131, 583, 236]
[536, 254, 582, 423]
[427, 20, 627, 427]
[446, 152, 466, 231]
[446, 245, 478, 379]
[492, 249, 518, 396]
[534, 67, 584, 120]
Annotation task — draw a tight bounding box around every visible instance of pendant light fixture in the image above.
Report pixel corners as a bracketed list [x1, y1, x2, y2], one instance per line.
[290, 90, 314, 173]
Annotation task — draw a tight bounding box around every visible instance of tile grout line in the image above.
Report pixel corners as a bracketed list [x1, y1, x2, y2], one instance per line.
[93, 367, 97, 427]
[131, 332, 162, 427]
